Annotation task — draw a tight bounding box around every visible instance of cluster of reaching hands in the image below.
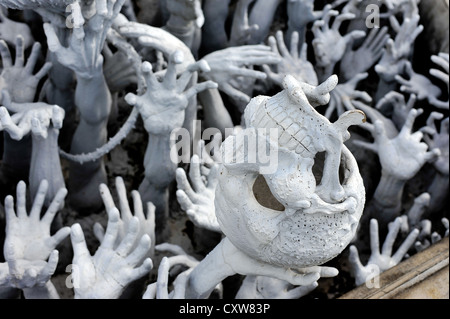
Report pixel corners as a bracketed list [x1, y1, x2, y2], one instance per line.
[0, 0, 449, 299]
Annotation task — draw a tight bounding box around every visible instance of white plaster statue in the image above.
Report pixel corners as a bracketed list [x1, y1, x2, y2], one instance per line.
[183, 74, 366, 298]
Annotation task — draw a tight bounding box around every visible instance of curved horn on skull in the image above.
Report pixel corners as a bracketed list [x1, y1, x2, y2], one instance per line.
[333, 110, 366, 142]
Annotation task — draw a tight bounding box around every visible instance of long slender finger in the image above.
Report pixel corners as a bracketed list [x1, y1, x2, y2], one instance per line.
[131, 190, 145, 221]
[24, 42, 42, 74]
[299, 266, 339, 278]
[99, 183, 116, 213]
[42, 187, 68, 226]
[140, 61, 159, 89]
[290, 31, 300, 59]
[93, 222, 105, 243]
[176, 167, 197, 200]
[176, 189, 195, 211]
[382, 217, 401, 256]
[115, 176, 132, 221]
[267, 35, 280, 56]
[43, 23, 64, 54]
[15, 180, 27, 219]
[431, 53, 449, 73]
[392, 228, 419, 264]
[164, 51, 184, 89]
[184, 80, 218, 100]
[14, 36, 25, 67]
[369, 219, 381, 257]
[400, 108, 419, 136]
[429, 69, 449, 84]
[101, 208, 121, 250]
[30, 180, 48, 221]
[34, 62, 53, 81]
[189, 155, 205, 192]
[70, 223, 91, 260]
[48, 226, 71, 249]
[220, 82, 251, 103]
[275, 30, 290, 58]
[4, 195, 17, 227]
[0, 40, 12, 67]
[348, 245, 365, 273]
[156, 256, 170, 299]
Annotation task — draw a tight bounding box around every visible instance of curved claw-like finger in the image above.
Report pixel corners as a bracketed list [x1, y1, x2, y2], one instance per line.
[42, 187, 68, 225]
[184, 80, 218, 100]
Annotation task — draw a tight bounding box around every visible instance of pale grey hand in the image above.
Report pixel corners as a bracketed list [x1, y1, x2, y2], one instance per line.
[395, 61, 442, 102]
[263, 30, 318, 87]
[125, 52, 217, 135]
[3, 180, 69, 261]
[349, 217, 419, 286]
[175, 154, 221, 233]
[340, 26, 389, 81]
[70, 209, 153, 299]
[353, 108, 440, 180]
[0, 36, 52, 103]
[228, 0, 259, 47]
[94, 176, 156, 259]
[200, 45, 281, 103]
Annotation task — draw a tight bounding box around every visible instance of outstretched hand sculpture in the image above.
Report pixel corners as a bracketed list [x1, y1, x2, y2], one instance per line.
[124, 51, 217, 235]
[1, 179, 69, 299]
[69, 209, 153, 299]
[348, 217, 419, 287]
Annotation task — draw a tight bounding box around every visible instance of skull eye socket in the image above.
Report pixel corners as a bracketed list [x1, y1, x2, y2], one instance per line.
[312, 151, 346, 185]
[252, 175, 285, 212]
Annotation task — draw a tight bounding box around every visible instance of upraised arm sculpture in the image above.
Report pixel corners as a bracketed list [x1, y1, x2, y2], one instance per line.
[0, 95, 66, 207]
[43, 0, 125, 212]
[124, 52, 217, 237]
[0, 36, 52, 194]
[374, 12, 423, 101]
[312, 9, 365, 82]
[354, 108, 440, 225]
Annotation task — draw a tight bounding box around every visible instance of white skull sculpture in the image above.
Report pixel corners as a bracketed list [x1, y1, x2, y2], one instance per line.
[215, 75, 366, 269]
